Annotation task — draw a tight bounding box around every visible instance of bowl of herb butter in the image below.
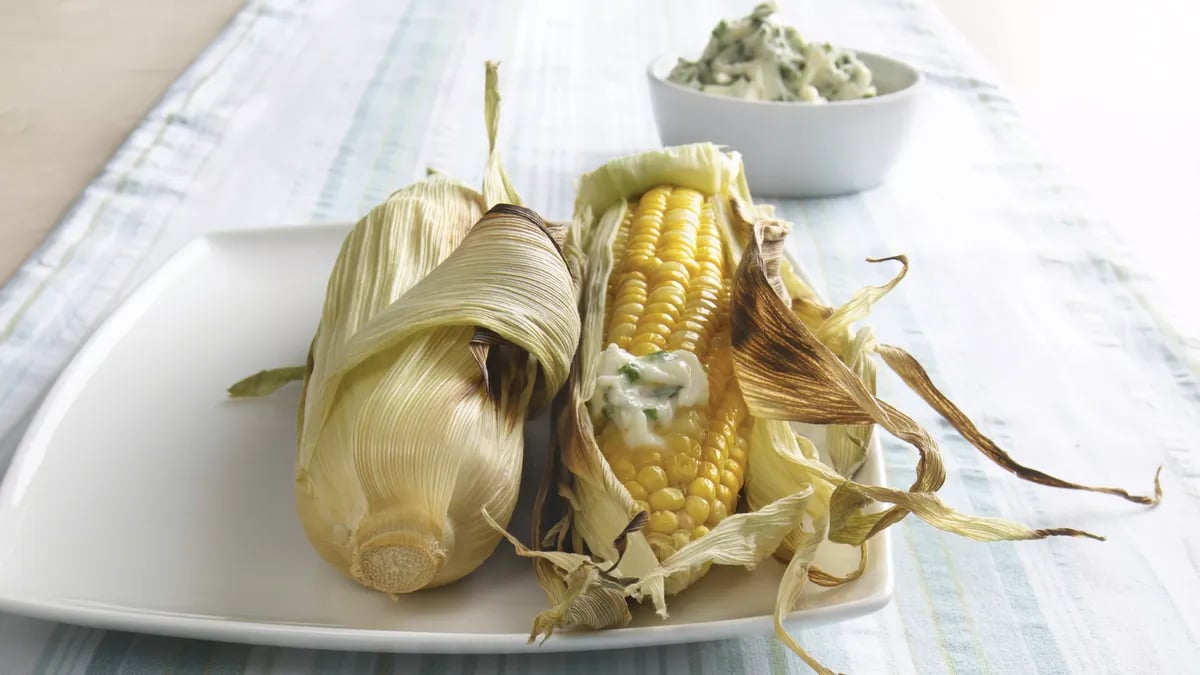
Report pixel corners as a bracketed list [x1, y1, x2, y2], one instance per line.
[648, 3, 922, 197]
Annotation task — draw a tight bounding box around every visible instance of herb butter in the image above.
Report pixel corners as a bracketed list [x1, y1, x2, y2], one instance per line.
[589, 344, 708, 448]
[667, 2, 876, 103]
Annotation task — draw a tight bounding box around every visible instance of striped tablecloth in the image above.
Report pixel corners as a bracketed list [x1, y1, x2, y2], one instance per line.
[2, 1, 1197, 672]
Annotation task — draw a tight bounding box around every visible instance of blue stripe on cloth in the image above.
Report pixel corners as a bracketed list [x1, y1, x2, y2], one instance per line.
[0, 0, 294, 446]
[354, 1, 476, 213]
[307, 1, 473, 223]
[855, 217, 1072, 675]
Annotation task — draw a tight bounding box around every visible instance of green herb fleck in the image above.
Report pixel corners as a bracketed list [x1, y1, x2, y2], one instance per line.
[751, 3, 774, 22]
[643, 408, 659, 421]
[618, 363, 641, 382]
[650, 385, 684, 399]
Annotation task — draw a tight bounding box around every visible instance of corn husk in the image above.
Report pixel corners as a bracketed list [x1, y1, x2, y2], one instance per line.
[229, 62, 581, 595]
[507, 143, 1160, 670]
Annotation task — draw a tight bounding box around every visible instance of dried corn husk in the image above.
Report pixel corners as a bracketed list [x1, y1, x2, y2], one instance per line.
[229, 63, 580, 596]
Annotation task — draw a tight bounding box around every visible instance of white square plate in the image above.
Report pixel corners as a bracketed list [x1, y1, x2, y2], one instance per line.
[0, 226, 891, 653]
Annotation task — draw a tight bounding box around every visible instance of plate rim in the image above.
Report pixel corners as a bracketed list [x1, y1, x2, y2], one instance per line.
[0, 225, 893, 653]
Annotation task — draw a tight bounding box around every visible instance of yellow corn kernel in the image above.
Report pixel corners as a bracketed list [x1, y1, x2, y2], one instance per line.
[672, 531, 692, 550]
[648, 510, 679, 534]
[633, 447, 663, 469]
[717, 484, 733, 507]
[610, 458, 636, 482]
[684, 495, 710, 524]
[707, 500, 728, 526]
[649, 487, 686, 512]
[637, 465, 669, 493]
[667, 455, 699, 484]
[665, 432, 691, 457]
[689, 477, 716, 501]
[677, 512, 696, 531]
[624, 481, 648, 501]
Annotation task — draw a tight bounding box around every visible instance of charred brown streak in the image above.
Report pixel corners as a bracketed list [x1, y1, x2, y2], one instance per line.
[730, 251, 762, 349]
[468, 326, 530, 426]
[485, 203, 544, 225]
[484, 203, 568, 259]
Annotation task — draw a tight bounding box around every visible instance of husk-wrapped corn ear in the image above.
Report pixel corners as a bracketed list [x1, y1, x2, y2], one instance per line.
[230, 63, 580, 596]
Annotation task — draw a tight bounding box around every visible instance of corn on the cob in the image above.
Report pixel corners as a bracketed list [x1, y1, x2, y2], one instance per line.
[229, 63, 580, 597]
[591, 186, 749, 563]
[525, 145, 818, 608]
[509, 142, 1158, 656]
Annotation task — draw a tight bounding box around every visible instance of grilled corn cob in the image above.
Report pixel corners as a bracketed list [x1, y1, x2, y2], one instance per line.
[590, 186, 748, 563]
[503, 143, 1160, 675]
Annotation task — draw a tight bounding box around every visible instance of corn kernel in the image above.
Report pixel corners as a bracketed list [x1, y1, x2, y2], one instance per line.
[717, 484, 733, 507]
[648, 510, 679, 534]
[670, 412, 702, 439]
[702, 446, 725, 464]
[641, 307, 679, 326]
[667, 329, 702, 353]
[684, 495, 710, 524]
[649, 487, 685, 512]
[677, 513, 695, 531]
[624, 481, 648, 501]
[692, 525, 710, 539]
[689, 476, 716, 501]
[720, 469, 740, 491]
[634, 448, 663, 470]
[611, 458, 636, 482]
[672, 531, 692, 550]
[665, 433, 690, 457]
[647, 280, 687, 301]
[630, 337, 667, 357]
[667, 455, 698, 484]
[711, 433, 728, 451]
[698, 461, 719, 484]
[637, 465, 669, 493]
[654, 261, 690, 287]
[639, 321, 672, 340]
[708, 499, 728, 525]
[610, 302, 646, 323]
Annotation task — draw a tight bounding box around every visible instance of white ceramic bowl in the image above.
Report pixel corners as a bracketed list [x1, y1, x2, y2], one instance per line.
[647, 50, 923, 197]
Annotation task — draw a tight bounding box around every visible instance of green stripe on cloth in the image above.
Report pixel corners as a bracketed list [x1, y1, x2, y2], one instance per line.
[308, 1, 471, 223]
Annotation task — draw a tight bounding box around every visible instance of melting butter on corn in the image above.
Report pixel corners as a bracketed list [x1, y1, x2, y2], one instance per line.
[590, 345, 708, 448]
